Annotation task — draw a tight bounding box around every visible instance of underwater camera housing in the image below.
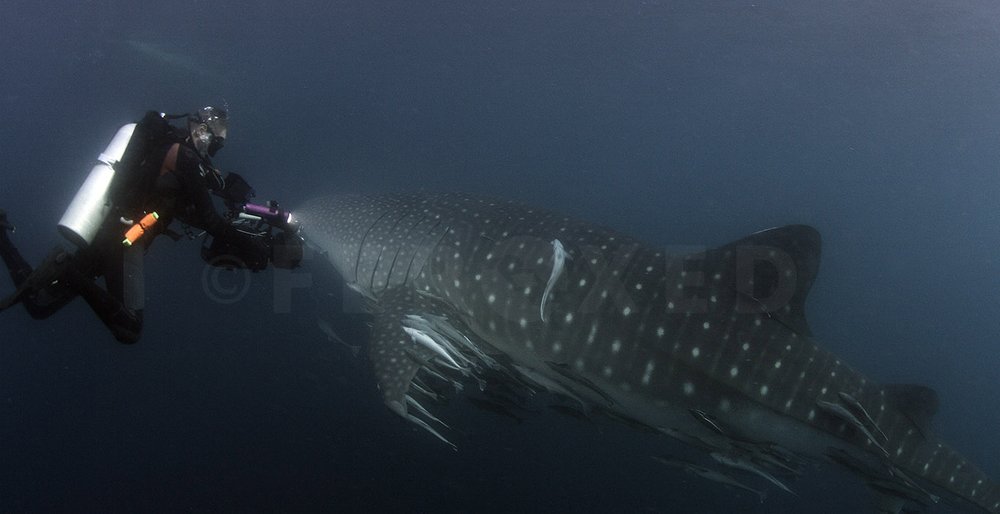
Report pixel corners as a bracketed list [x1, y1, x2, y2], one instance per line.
[201, 175, 304, 271]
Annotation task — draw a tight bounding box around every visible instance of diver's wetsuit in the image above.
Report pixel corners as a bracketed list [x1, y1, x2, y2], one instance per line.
[156, 144, 240, 243]
[0, 214, 144, 343]
[153, 142, 269, 268]
[0, 139, 266, 344]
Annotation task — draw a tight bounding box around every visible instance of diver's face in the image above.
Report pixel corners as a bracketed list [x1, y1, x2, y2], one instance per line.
[190, 124, 212, 156]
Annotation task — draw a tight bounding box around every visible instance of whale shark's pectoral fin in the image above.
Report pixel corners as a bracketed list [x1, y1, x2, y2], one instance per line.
[369, 287, 496, 449]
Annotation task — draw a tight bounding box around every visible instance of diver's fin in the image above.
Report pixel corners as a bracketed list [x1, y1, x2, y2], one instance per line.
[0, 247, 72, 313]
[0, 287, 26, 312]
[0, 208, 14, 233]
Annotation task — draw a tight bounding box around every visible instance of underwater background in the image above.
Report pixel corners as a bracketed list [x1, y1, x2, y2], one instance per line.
[1, 1, 999, 512]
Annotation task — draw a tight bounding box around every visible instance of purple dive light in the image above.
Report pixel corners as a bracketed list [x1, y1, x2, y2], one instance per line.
[240, 202, 299, 231]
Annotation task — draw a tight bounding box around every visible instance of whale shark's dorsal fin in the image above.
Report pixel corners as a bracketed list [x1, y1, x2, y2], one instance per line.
[700, 224, 821, 337]
[885, 384, 939, 438]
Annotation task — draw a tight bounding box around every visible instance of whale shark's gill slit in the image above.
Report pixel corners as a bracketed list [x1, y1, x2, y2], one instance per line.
[383, 247, 403, 294]
[408, 214, 429, 231]
[355, 210, 394, 283]
[370, 246, 385, 292]
[417, 224, 453, 281]
[432, 224, 451, 251]
[402, 251, 420, 285]
[376, 210, 417, 291]
[401, 215, 432, 285]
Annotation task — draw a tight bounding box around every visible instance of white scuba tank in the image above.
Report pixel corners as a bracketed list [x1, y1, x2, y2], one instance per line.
[57, 123, 137, 248]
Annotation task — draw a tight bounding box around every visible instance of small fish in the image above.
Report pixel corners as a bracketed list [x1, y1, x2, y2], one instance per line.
[540, 239, 570, 322]
[409, 378, 444, 403]
[656, 427, 728, 453]
[650, 455, 692, 469]
[689, 408, 726, 435]
[688, 465, 769, 503]
[825, 447, 880, 479]
[402, 316, 476, 369]
[405, 411, 456, 451]
[740, 443, 804, 477]
[653, 457, 768, 504]
[316, 318, 361, 357]
[403, 327, 466, 371]
[410, 313, 499, 370]
[867, 479, 939, 508]
[406, 395, 449, 429]
[346, 282, 378, 303]
[549, 404, 592, 422]
[514, 364, 587, 408]
[887, 466, 940, 505]
[838, 392, 888, 442]
[482, 388, 531, 412]
[710, 451, 797, 496]
[600, 409, 660, 434]
[468, 397, 524, 424]
[546, 361, 615, 407]
[817, 400, 889, 457]
[418, 362, 462, 388]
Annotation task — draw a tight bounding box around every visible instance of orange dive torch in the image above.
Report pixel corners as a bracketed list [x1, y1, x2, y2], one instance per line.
[122, 212, 159, 247]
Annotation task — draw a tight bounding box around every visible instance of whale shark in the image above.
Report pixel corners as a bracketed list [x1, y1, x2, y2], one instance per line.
[123, 40, 226, 84]
[295, 193, 998, 513]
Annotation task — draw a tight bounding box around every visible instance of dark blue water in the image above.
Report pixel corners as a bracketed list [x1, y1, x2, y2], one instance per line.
[2, 1, 999, 512]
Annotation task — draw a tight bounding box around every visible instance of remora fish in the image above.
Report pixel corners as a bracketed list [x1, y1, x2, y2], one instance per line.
[296, 193, 1000, 513]
[653, 456, 768, 503]
[710, 451, 797, 496]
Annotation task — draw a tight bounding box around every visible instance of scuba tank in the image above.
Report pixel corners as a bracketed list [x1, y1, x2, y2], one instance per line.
[57, 123, 137, 248]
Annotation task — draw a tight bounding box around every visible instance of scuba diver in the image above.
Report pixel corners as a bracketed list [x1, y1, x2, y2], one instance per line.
[0, 107, 302, 343]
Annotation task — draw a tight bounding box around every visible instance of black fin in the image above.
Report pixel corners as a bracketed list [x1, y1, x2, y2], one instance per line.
[0, 247, 73, 312]
[0, 288, 24, 311]
[885, 384, 938, 437]
[697, 225, 821, 336]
